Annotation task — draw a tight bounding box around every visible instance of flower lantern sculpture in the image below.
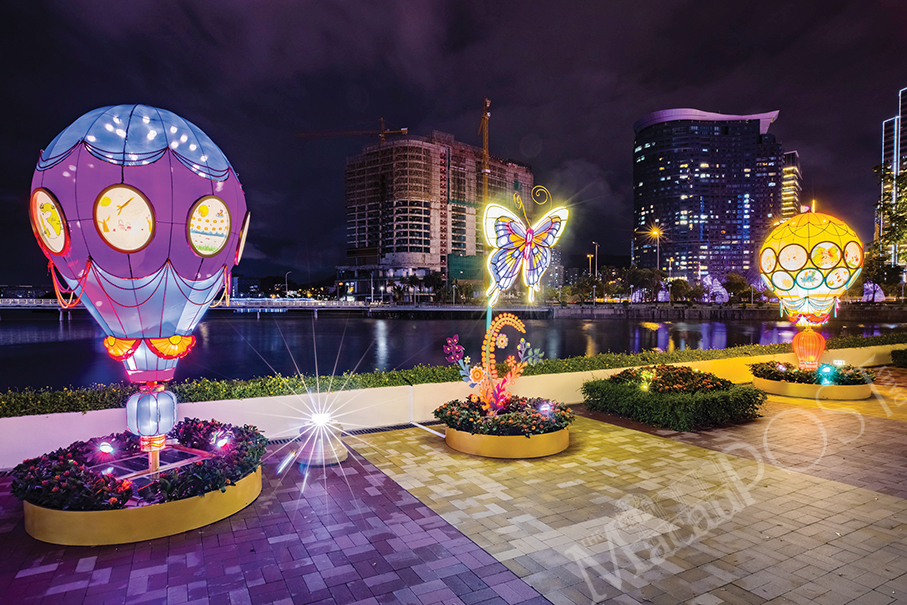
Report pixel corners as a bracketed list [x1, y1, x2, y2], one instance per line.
[29, 105, 250, 470]
[445, 313, 544, 414]
[759, 212, 863, 370]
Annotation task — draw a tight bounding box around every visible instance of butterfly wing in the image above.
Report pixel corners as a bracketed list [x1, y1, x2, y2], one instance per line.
[483, 204, 528, 305]
[522, 207, 569, 301]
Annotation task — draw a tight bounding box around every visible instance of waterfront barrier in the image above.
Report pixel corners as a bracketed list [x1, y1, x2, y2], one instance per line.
[1, 343, 903, 469]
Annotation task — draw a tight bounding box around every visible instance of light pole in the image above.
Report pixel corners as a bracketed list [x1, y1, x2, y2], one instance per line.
[592, 241, 599, 280]
[592, 284, 596, 307]
[650, 227, 662, 272]
[668, 257, 674, 279]
[587, 254, 593, 277]
[285, 271, 291, 298]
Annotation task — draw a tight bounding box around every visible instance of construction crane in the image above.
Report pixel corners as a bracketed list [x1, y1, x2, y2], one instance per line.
[478, 99, 491, 206]
[295, 118, 408, 142]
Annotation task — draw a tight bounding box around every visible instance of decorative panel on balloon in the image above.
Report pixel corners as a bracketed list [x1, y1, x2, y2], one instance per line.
[29, 188, 69, 256]
[94, 185, 155, 253]
[188, 196, 231, 257]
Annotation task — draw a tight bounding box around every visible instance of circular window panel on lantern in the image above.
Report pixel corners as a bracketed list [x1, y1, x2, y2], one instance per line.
[760, 247, 777, 273]
[810, 242, 841, 269]
[778, 244, 808, 272]
[94, 185, 155, 253]
[30, 188, 70, 255]
[187, 196, 231, 257]
[235, 211, 251, 264]
[843, 241, 863, 269]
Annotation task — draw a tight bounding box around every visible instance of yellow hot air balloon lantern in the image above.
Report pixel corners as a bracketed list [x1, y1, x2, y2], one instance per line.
[759, 212, 863, 369]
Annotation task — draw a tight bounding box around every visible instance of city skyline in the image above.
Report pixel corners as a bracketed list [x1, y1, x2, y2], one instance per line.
[0, 2, 905, 285]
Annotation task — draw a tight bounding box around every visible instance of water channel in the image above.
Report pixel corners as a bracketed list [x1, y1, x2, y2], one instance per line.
[1, 310, 904, 391]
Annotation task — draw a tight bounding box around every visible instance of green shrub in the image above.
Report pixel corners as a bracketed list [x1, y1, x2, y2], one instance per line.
[749, 362, 875, 385]
[892, 349, 907, 368]
[2, 333, 906, 418]
[581, 380, 766, 432]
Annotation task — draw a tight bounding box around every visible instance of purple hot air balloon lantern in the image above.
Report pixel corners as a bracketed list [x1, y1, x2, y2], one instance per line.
[28, 105, 250, 467]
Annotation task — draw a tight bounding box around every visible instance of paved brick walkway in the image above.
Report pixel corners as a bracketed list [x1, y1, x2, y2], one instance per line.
[0, 446, 546, 605]
[2, 367, 907, 604]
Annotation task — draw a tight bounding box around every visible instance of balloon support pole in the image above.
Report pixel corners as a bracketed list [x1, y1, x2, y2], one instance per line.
[148, 450, 160, 473]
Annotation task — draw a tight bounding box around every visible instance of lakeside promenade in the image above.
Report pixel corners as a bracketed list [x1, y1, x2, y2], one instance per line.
[1, 370, 906, 603]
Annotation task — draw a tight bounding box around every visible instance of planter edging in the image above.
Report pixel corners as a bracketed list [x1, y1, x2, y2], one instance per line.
[23, 467, 262, 546]
[445, 427, 569, 458]
[753, 376, 873, 400]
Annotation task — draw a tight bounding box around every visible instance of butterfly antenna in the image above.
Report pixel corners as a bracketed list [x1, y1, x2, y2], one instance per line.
[514, 192, 530, 224]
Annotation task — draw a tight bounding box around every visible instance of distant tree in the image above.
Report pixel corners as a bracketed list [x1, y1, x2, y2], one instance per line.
[723, 272, 749, 298]
[875, 164, 907, 264]
[862, 246, 903, 295]
[687, 283, 706, 302]
[669, 279, 690, 302]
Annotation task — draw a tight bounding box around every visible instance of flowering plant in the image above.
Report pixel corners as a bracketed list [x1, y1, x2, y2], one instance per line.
[749, 362, 875, 386]
[10, 418, 266, 510]
[446, 313, 544, 415]
[434, 395, 574, 437]
[608, 365, 731, 394]
[11, 447, 134, 511]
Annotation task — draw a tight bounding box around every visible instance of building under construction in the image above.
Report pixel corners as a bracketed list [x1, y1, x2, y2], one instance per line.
[336, 131, 533, 301]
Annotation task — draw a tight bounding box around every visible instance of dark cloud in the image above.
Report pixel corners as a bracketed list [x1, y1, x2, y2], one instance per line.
[1, 0, 906, 285]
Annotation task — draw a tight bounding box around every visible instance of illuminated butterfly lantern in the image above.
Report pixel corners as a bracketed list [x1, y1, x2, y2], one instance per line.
[484, 186, 568, 305]
[29, 105, 250, 459]
[759, 212, 862, 369]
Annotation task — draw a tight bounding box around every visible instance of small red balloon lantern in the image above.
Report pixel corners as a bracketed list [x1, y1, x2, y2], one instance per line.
[792, 327, 825, 371]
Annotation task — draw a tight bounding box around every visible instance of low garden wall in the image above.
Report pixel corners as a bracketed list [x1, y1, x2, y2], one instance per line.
[1, 343, 904, 469]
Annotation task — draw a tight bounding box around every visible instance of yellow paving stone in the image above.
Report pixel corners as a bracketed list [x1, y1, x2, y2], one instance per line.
[352, 416, 907, 604]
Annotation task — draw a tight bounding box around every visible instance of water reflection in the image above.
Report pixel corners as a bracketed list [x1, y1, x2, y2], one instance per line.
[1, 313, 906, 390]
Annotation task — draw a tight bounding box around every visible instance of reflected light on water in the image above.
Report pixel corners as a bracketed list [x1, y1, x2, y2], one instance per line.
[375, 320, 388, 369]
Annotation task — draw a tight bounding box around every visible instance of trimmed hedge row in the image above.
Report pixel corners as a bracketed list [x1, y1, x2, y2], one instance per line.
[2, 332, 906, 419]
[891, 349, 907, 368]
[581, 380, 767, 432]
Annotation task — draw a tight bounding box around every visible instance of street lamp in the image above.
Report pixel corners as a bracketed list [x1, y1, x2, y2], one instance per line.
[592, 241, 599, 280]
[650, 227, 662, 271]
[587, 254, 594, 277]
[668, 257, 674, 279]
[285, 271, 291, 298]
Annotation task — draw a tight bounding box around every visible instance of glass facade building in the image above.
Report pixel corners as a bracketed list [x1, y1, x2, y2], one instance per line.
[781, 151, 803, 219]
[632, 109, 784, 283]
[878, 86, 907, 262]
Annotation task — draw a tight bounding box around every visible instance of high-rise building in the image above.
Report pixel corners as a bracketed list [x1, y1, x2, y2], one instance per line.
[337, 131, 533, 300]
[878, 86, 907, 261]
[781, 151, 803, 219]
[632, 108, 785, 282]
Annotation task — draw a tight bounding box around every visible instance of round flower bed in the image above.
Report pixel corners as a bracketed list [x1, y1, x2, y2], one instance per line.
[11, 418, 266, 545]
[748, 362, 875, 400]
[433, 395, 574, 458]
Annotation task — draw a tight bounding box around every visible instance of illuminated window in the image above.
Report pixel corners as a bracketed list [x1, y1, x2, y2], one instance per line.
[30, 188, 70, 256]
[94, 185, 155, 253]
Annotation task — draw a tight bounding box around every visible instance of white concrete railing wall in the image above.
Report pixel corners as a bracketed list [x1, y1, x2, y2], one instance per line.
[1, 344, 904, 469]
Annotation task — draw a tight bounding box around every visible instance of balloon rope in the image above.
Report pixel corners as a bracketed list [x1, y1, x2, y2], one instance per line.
[209, 270, 231, 308]
[50, 260, 87, 309]
[91, 262, 168, 309]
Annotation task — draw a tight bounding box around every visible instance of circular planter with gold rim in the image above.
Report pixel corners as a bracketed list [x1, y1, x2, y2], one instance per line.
[753, 376, 873, 400]
[445, 427, 569, 458]
[23, 467, 262, 546]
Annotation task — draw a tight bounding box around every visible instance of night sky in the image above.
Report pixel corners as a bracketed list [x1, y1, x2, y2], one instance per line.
[1, 1, 905, 286]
